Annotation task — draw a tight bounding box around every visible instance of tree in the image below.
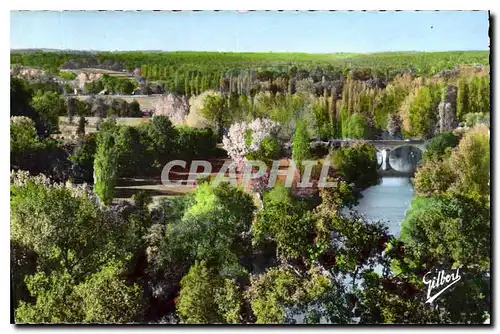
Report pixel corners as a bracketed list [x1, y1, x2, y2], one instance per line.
[245, 266, 349, 324]
[164, 182, 255, 273]
[245, 266, 301, 324]
[401, 195, 490, 270]
[331, 142, 378, 190]
[10, 116, 38, 155]
[254, 184, 317, 261]
[396, 122, 490, 324]
[387, 113, 402, 139]
[186, 91, 214, 128]
[176, 261, 243, 324]
[222, 118, 280, 170]
[69, 133, 97, 183]
[15, 262, 143, 324]
[66, 97, 77, 124]
[176, 127, 217, 161]
[30, 90, 65, 135]
[437, 85, 458, 134]
[456, 78, 469, 122]
[468, 76, 490, 115]
[412, 157, 456, 197]
[463, 112, 489, 127]
[15, 270, 79, 323]
[11, 77, 33, 117]
[422, 131, 458, 161]
[114, 126, 147, 177]
[11, 170, 151, 323]
[10, 171, 132, 278]
[93, 121, 119, 205]
[292, 120, 311, 172]
[74, 262, 143, 323]
[76, 116, 87, 137]
[345, 113, 369, 139]
[200, 93, 227, 139]
[90, 97, 107, 120]
[145, 116, 179, 167]
[448, 124, 490, 201]
[408, 85, 442, 138]
[10, 116, 41, 171]
[354, 269, 442, 324]
[373, 85, 409, 131]
[414, 125, 489, 202]
[177, 262, 223, 323]
[214, 277, 244, 324]
[329, 212, 390, 278]
[128, 100, 142, 117]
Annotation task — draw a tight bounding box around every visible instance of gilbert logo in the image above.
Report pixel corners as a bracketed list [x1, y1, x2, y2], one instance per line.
[423, 266, 462, 304]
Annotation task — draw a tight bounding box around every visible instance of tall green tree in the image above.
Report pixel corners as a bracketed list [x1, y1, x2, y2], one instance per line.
[408, 85, 442, 138]
[200, 93, 227, 139]
[345, 113, 369, 139]
[93, 121, 119, 205]
[456, 78, 469, 121]
[292, 120, 311, 172]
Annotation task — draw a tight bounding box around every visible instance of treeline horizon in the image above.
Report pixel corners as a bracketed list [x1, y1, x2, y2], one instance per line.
[11, 50, 489, 72]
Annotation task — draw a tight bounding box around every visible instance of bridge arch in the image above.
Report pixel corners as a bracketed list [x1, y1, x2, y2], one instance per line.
[324, 139, 428, 174]
[387, 145, 423, 173]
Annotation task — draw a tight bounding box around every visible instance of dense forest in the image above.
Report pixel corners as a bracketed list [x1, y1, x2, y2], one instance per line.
[10, 50, 490, 140]
[11, 50, 489, 75]
[10, 50, 491, 324]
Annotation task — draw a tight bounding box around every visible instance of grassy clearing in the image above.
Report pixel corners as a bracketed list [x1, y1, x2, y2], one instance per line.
[73, 94, 158, 110]
[60, 68, 130, 78]
[57, 116, 150, 140]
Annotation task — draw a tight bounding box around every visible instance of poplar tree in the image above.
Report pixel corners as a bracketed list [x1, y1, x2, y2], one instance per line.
[292, 120, 311, 172]
[456, 78, 469, 121]
[93, 125, 119, 205]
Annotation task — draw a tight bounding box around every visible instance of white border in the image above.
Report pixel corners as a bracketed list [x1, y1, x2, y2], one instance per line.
[3, 1, 498, 10]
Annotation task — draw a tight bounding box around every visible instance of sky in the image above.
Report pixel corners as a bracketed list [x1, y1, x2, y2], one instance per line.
[10, 11, 490, 53]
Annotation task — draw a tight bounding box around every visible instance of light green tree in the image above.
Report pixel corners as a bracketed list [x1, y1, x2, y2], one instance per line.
[292, 120, 311, 172]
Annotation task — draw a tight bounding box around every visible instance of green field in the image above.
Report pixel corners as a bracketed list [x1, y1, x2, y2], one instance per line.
[57, 116, 150, 139]
[60, 68, 130, 78]
[73, 94, 158, 110]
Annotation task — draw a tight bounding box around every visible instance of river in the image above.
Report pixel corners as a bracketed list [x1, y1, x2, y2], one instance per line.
[354, 176, 414, 237]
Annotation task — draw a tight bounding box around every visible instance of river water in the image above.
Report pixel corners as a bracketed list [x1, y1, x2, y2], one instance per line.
[354, 176, 414, 237]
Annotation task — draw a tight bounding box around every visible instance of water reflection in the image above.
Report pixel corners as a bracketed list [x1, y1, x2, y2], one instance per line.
[353, 177, 414, 237]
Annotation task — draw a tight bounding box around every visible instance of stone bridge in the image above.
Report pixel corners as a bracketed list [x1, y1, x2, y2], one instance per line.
[316, 139, 428, 175]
